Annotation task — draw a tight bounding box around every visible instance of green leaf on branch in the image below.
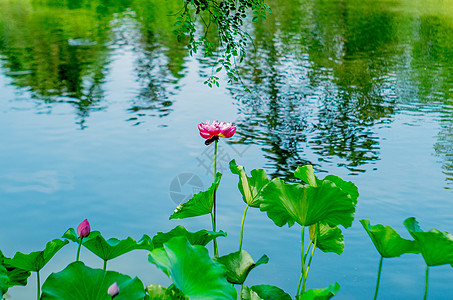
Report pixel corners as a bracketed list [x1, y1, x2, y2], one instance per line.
[360, 219, 419, 258]
[152, 225, 226, 249]
[259, 179, 356, 228]
[214, 250, 268, 284]
[81, 231, 153, 262]
[229, 160, 269, 208]
[4, 239, 68, 272]
[148, 236, 236, 300]
[170, 173, 222, 220]
[294, 165, 358, 205]
[298, 282, 340, 300]
[0, 264, 8, 297]
[404, 217, 453, 266]
[309, 223, 345, 255]
[41, 261, 145, 300]
[241, 285, 292, 300]
[0, 250, 30, 291]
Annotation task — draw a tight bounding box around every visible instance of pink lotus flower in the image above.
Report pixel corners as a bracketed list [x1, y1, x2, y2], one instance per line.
[108, 282, 120, 298]
[77, 219, 90, 238]
[198, 121, 236, 140]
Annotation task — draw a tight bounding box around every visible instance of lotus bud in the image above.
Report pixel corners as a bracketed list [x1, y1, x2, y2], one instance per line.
[108, 282, 120, 298]
[77, 219, 90, 238]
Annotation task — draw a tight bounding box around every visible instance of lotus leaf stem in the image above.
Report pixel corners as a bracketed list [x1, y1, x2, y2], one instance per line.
[36, 271, 40, 300]
[104, 260, 107, 271]
[302, 229, 317, 292]
[213, 139, 219, 257]
[296, 226, 306, 296]
[374, 256, 383, 300]
[424, 265, 429, 300]
[238, 204, 249, 251]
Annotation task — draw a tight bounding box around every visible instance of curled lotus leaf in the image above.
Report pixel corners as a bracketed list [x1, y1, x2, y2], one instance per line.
[404, 217, 453, 266]
[298, 282, 340, 300]
[152, 225, 226, 249]
[214, 250, 269, 284]
[241, 285, 292, 300]
[361, 219, 419, 258]
[309, 223, 344, 255]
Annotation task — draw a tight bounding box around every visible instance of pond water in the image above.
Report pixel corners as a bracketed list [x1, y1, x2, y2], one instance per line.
[1, 0, 453, 298]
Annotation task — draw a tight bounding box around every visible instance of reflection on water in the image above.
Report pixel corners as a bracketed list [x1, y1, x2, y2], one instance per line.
[0, 0, 453, 181]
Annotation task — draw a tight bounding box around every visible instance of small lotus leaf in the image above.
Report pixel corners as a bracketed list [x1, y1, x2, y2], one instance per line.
[309, 223, 344, 255]
[41, 261, 145, 300]
[62, 228, 84, 243]
[148, 236, 236, 300]
[241, 285, 292, 300]
[294, 165, 318, 187]
[259, 178, 355, 228]
[81, 231, 153, 262]
[4, 239, 68, 272]
[152, 225, 226, 249]
[298, 282, 340, 300]
[170, 173, 222, 220]
[229, 160, 270, 207]
[214, 250, 269, 284]
[361, 219, 419, 258]
[145, 284, 187, 299]
[404, 217, 453, 266]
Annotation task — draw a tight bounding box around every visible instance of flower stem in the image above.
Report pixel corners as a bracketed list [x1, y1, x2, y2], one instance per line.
[296, 226, 306, 296]
[36, 271, 40, 300]
[212, 139, 219, 257]
[238, 204, 249, 251]
[76, 237, 83, 262]
[374, 256, 383, 300]
[424, 265, 429, 300]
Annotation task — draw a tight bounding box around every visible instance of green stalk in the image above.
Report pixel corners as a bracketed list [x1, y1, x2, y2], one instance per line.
[238, 204, 249, 251]
[76, 237, 83, 261]
[424, 265, 429, 300]
[212, 139, 219, 257]
[36, 271, 40, 300]
[374, 256, 383, 300]
[103, 260, 107, 271]
[296, 226, 306, 296]
[302, 230, 317, 292]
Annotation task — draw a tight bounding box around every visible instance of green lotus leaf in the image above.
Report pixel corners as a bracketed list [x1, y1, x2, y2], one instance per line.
[152, 225, 226, 249]
[241, 285, 292, 300]
[145, 284, 187, 300]
[41, 261, 145, 300]
[0, 250, 31, 289]
[309, 223, 344, 255]
[148, 236, 236, 300]
[81, 231, 153, 262]
[294, 165, 358, 205]
[62, 228, 85, 243]
[4, 239, 68, 272]
[170, 173, 222, 220]
[0, 264, 8, 297]
[298, 282, 340, 300]
[214, 250, 269, 284]
[259, 178, 356, 228]
[230, 160, 270, 208]
[404, 217, 453, 266]
[361, 219, 419, 258]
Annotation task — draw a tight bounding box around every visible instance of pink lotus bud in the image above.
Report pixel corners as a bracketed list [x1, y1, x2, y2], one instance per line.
[198, 121, 236, 140]
[77, 219, 90, 238]
[108, 282, 120, 298]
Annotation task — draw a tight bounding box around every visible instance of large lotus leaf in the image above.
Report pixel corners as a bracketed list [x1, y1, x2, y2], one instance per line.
[404, 217, 453, 266]
[152, 225, 226, 249]
[41, 261, 145, 300]
[214, 250, 269, 284]
[309, 223, 344, 255]
[170, 173, 222, 220]
[145, 284, 187, 300]
[298, 282, 340, 300]
[294, 166, 358, 205]
[80, 231, 153, 262]
[229, 160, 270, 208]
[148, 236, 236, 300]
[259, 179, 355, 228]
[5, 239, 68, 272]
[361, 219, 419, 258]
[0, 264, 8, 297]
[241, 285, 292, 300]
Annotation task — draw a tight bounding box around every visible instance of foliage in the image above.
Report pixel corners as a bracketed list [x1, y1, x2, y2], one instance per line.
[151, 225, 226, 248]
[214, 250, 268, 284]
[241, 285, 292, 300]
